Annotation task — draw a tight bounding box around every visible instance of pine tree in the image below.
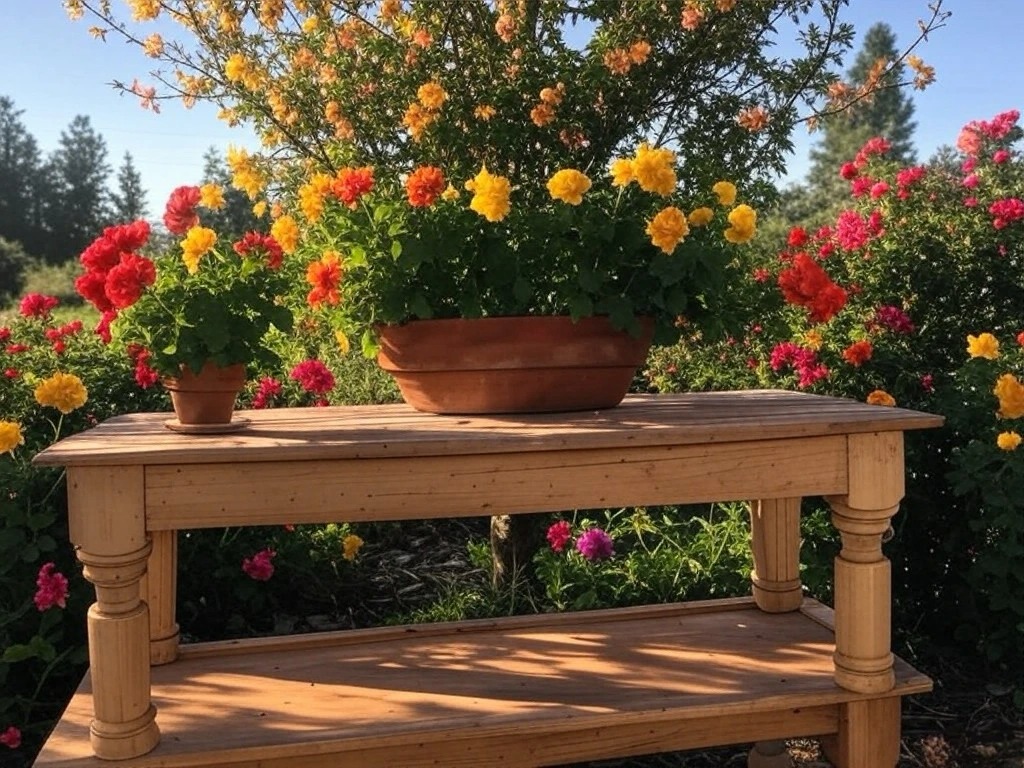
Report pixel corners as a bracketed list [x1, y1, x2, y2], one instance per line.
[804, 23, 917, 208]
[0, 96, 45, 257]
[199, 147, 258, 238]
[46, 115, 111, 264]
[110, 151, 148, 222]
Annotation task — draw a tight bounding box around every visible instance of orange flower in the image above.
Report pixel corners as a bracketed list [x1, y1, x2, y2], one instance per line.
[628, 40, 651, 65]
[866, 389, 896, 407]
[531, 102, 556, 127]
[331, 166, 374, 208]
[842, 340, 873, 367]
[603, 48, 631, 75]
[306, 251, 342, 307]
[737, 105, 770, 132]
[405, 166, 446, 207]
[681, 1, 705, 30]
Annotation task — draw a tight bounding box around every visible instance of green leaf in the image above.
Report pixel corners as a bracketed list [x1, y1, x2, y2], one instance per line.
[390, 239, 403, 259]
[348, 245, 367, 268]
[360, 329, 379, 359]
[409, 293, 433, 319]
[567, 293, 594, 319]
[2, 644, 37, 663]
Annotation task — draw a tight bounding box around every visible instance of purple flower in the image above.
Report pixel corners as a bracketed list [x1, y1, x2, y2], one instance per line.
[575, 527, 614, 561]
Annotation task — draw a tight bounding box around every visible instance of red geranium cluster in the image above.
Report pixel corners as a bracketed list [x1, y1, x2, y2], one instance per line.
[989, 197, 1024, 229]
[777, 252, 848, 324]
[234, 232, 284, 269]
[18, 293, 60, 319]
[75, 220, 155, 337]
[956, 109, 1020, 156]
[44, 319, 83, 355]
[163, 185, 201, 234]
[769, 341, 829, 389]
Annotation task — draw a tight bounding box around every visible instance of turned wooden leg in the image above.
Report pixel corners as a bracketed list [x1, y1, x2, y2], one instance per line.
[820, 698, 902, 768]
[748, 739, 792, 767]
[825, 432, 903, 694]
[68, 466, 160, 760]
[141, 530, 180, 665]
[749, 498, 803, 612]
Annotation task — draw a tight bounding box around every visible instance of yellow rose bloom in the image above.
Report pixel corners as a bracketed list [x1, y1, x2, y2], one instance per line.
[466, 166, 511, 222]
[712, 180, 737, 206]
[181, 226, 217, 274]
[342, 534, 364, 561]
[199, 183, 225, 210]
[0, 420, 25, 455]
[646, 206, 689, 254]
[803, 329, 823, 350]
[35, 373, 88, 414]
[546, 169, 592, 205]
[724, 204, 757, 243]
[866, 389, 896, 407]
[994, 373, 1024, 419]
[632, 143, 676, 195]
[270, 214, 300, 254]
[967, 332, 1000, 359]
[609, 157, 635, 187]
[997, 431, 1022, 451]
[687, 207, 714, 227]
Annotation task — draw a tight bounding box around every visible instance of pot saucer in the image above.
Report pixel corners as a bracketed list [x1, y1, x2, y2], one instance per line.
[163, 417, 251, 435]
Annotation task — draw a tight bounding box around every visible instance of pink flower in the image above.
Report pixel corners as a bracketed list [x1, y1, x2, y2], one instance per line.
[546, 520, 572, 553]
[0, 726, 21, 749]
[34, 562, 69, 611]
[850, 176, 873, 197]
[869, 181, 889, 199]
[993, 148, 1011, 164]
[838, 162, 859, 180]
[251, 376, 283, 409]
[961, 157, 977, 174]
[964, 196, 979, 208]
[896, 165, 926, 189]
[921, 373, 935, 393]
[575, 528, 614, 561]
[289, 359, 335, 394]
[19, 293, 59, 319]
[989, 197, 1024, 229]
[962, 174, 979, 189]
[873, 305, 915, 334]
[242, 548, 276, 581]
[4, 368, 18, 378]
[835, 210, 872, 251]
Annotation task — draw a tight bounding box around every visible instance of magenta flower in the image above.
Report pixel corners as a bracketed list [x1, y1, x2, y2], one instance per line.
[0, 726, 21, 749]
[575, 527, 614, 561]
[546, 520, 572, 553]
[242, 548, 276, 581]
[34, 562, 69, 611]
[289, 359, 335, 394]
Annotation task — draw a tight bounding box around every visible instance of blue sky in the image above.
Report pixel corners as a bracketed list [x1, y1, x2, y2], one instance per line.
[0, 1, 1019, 212]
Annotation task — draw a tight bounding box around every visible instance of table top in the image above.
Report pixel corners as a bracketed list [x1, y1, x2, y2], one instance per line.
[33, 390, 944, 469]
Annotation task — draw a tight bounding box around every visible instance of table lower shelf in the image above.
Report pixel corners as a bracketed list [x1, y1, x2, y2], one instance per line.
[34, 597, 931, 768]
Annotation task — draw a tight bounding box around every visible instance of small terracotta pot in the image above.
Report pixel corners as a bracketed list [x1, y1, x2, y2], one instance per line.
[376, 315, 654, 414]
[162, 362, 247, 425]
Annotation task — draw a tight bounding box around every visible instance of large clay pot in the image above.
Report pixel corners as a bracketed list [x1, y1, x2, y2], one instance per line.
[162, 361, 247, 427]
[376, 315, 654, 414]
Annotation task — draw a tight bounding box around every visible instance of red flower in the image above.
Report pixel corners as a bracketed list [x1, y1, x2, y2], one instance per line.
[233, 232, 284, 269]
[34, 562, 69, 611]
[0, 726, 21, 749]
[290, 359, 335, 394]
[95, 311, 117, 344]
[777, 253, 847, 324]
[546, 520, 572, 553]
[19, 293, 59, 319]
[242, 548, 276, 581]
[79, 236, 121, 273]
[841, 340, 873, 367]
[405, 165, 446, 207]
[839, 162, 859, 180]
[5, 344, 29, 354]
[332, 166, 374, 207]
[306, 254, 342, 307]
[3, 368, 18, 378]
[107, 220, 151, 252]
[76, 270, 115, 313]
[786, 226, 808, 248]
[133, 348, 160, 389]
[104, 253, 157, 309]
[251, 376, 283, 409]
[0, 328, 9, 343]
[1017, 331, 1024, 347]
[163, 185, 202, 235]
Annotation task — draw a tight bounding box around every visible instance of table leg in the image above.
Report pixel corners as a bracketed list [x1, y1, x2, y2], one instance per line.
[749, 498, 803, 612]
[141, 530, 180, 665]
[68, 466, 160, 760]
[825, 432, 903, 695]
[820, 698, 902, 768]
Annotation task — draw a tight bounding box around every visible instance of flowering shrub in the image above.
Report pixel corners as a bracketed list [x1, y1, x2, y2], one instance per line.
[69, 0, 941, 349]
[648, 111, 1024, 694]
[75, 186, 295, 378]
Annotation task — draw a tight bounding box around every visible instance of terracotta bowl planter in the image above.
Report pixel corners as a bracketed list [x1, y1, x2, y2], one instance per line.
[162, 362, 247, 428]
[376, 315, 654, 415]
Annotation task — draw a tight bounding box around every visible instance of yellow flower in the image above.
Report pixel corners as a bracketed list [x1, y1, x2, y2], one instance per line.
[142, 33, 164, 57]
[724, 204, 757, 243]
[967, 332, 999, 360]
[866, 389, 896, 407]
[712, 180, 737, 206]
[546, 169, 591, 205]
[474, 104, 496, 121]
[0, 421, 25, 455]
[335, 331, 351, 355]
[299, 174, 332, 222]
[687, 207, 714, 227]
[632, 143, 676, 195]
[646, 206, 689, 254]
[994, 373, 1024, 419]
[270, 215, 300, 254]
[181, 226, 217, 274]
[417, 81, 447, 110]
[609, 158, 635, 187]
[803, 329, 823, 350]
[199, 183, 225, 210]
[441, 183, 460, 202]
[466, 166, 511, 222]
[35, 373, 88, 414]
[127, 0, 160, 21]
[226, 146, 266, 199]
[252, 200, 268, 218]
[997, 431, 1022, 451]
[342, 534, 364, 561]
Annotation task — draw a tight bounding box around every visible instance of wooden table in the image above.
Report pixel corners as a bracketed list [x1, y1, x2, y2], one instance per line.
[32, 391, 943, 768]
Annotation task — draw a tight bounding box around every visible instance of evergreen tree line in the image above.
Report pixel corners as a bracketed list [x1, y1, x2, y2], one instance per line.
[0, 95, 256, 304]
